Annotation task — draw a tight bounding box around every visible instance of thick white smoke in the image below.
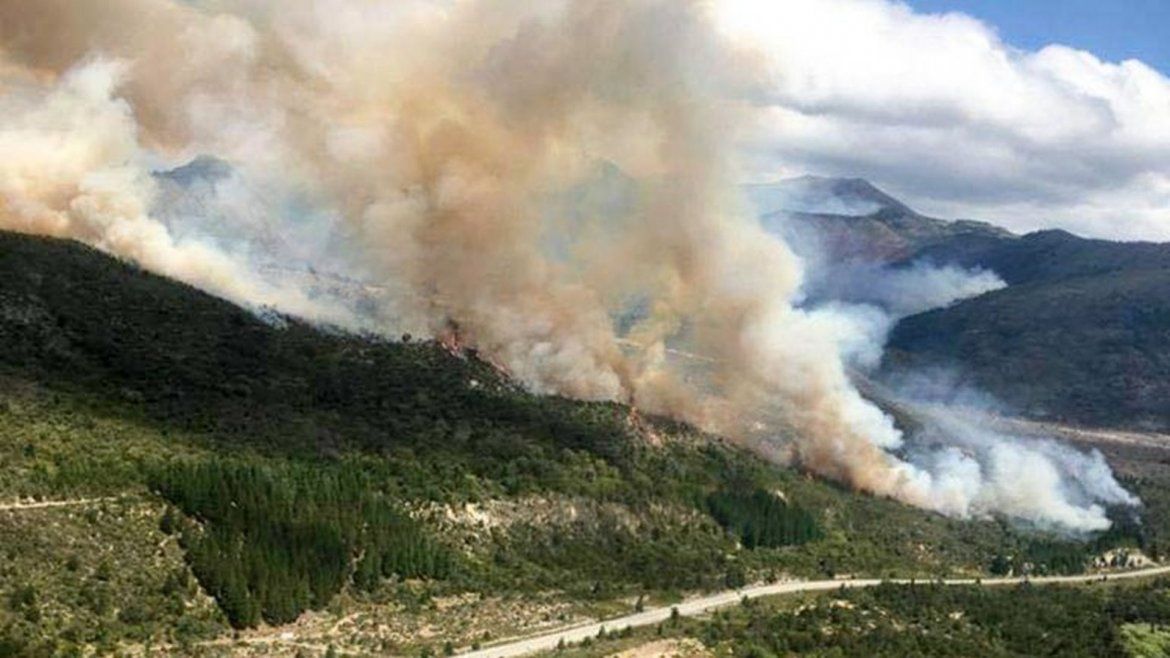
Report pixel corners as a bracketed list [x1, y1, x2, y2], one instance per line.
[809, 261, 1006, 319]
[741, 173, 1132, 532]
[0, 58, 366, 328]
[896, 399, 1139, 532]
[0, 0, 1137, 532]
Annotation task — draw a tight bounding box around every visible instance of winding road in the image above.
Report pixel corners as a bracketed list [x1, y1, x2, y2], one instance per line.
[459, 565, 1170, 658]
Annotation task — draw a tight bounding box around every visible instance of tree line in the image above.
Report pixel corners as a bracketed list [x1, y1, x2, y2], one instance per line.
[150, 459, 453, 628]
[706, 488, 821, 549]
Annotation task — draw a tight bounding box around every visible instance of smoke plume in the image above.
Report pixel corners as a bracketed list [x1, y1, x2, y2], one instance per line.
[0, 0, 1136, 531]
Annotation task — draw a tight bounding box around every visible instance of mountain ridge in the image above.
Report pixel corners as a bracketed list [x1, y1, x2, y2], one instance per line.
[758, 176, 1170, 429]
[748, 175, 1014, 263]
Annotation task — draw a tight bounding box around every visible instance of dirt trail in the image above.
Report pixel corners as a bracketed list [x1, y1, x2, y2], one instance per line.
[459, 565, 1170, 658]
[0, 496, 120, 511]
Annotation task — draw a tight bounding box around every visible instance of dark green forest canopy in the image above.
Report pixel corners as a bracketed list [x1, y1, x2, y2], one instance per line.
[150, 459, 453, 628]
[885, 230, 1170, 429]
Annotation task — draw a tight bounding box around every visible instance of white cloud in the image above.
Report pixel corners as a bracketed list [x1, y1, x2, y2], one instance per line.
[717, 0, 1170, 240]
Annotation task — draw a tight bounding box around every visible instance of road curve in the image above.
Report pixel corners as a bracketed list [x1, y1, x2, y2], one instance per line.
[459, 565, 1170, 658]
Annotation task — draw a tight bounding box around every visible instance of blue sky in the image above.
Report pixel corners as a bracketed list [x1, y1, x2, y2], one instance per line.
[905, 0, 1170, 74]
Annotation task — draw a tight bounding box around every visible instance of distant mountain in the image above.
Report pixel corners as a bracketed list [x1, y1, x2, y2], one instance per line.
[154, 154, 234, 186]
[747, 176, 1012, 263]
[754, 175, 1170, 429]
[905, 228, 1170, 287]
[747, 176, 914, 217]
[884, 231, 1170, 429]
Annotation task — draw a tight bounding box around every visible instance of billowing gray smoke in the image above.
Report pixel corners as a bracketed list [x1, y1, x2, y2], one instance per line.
[0, 0, 1137, 531]
[750, 175, 1135, 532]
[807, 260, 1005, 319]
[909, 405, 1137, 530]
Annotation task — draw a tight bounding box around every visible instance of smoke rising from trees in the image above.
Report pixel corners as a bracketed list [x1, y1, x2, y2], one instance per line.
[0, 0, 1136, 530]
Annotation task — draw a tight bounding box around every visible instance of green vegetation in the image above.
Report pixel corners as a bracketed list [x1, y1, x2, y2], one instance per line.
[0, 229, 1164, 653]
[1121, 623, 1170, 658]
[707, 488, 821, 548]
[0, 501, 224, 655]
[988, 538, 1091, 576]
[484, 504, 734, 593]
[690, 579, 1170, 657]
[150, 459, 453, 628]
[888, 229, 1170, 429]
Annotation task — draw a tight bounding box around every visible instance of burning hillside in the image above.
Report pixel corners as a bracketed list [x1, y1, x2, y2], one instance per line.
[0, 0, 1137, 531]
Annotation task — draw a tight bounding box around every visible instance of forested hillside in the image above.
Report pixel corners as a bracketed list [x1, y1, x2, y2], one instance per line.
[886, 230, 1170, 428]
[748, 178, 1170, 429]
[0, 230, 1149, 655]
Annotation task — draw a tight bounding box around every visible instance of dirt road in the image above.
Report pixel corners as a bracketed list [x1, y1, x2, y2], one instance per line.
[460, 565, 1170, 658]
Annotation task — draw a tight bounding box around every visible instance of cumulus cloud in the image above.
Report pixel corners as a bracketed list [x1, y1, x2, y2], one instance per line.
[715, 0, 1170, 240]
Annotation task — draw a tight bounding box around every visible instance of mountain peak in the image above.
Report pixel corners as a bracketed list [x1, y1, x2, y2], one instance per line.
[746, 175, 915, 218]
[155, 155, 234, 186]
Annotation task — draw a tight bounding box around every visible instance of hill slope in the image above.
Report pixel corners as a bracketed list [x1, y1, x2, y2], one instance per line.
[908, 228, 1170, 286]
[749, 177, 1170, 430]
[748, 176, 1011, 263]
[886, 230, 1170, 429]
[0, 229, 1079, 655]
